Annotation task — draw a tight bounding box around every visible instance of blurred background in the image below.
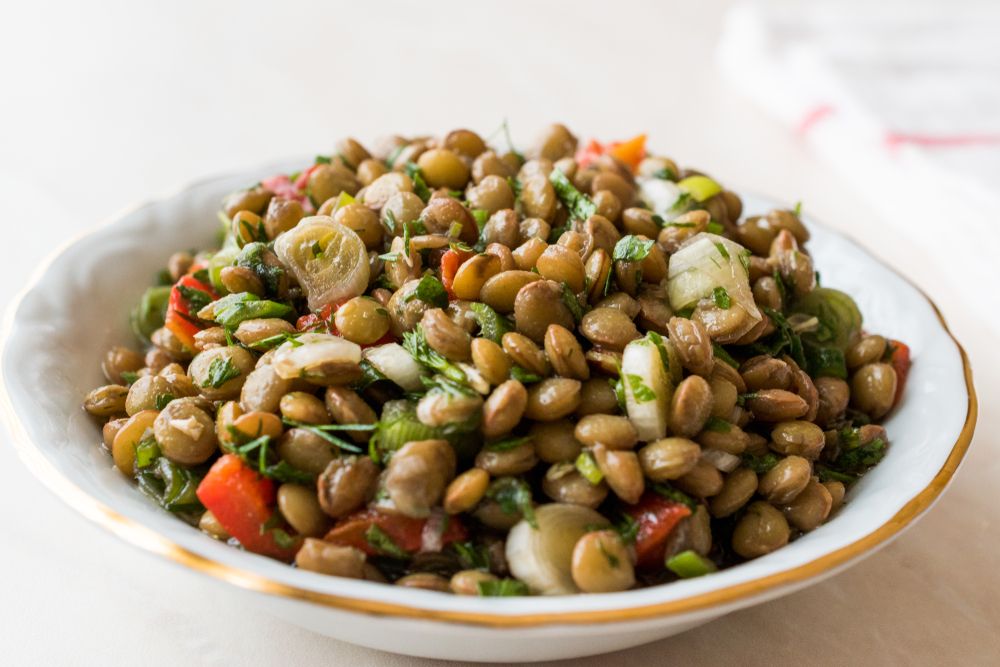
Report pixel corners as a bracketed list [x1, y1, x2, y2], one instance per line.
[1, 0, 997, 664]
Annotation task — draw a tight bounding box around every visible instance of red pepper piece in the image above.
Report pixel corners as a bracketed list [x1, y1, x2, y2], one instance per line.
[195, 454, 299, 561]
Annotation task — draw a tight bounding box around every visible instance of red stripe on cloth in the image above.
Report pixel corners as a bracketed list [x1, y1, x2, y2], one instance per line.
[795, 105, 835, 136]
[885, 132, 1000, 148]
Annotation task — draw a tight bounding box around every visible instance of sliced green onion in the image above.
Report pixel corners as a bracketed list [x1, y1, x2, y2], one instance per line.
[666, 550, 717, 578]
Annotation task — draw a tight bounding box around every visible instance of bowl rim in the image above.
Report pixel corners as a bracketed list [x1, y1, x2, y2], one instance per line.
[0, 169, 977, 629]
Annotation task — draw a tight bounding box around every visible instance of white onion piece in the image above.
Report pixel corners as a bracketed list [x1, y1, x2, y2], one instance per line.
[701, 448, 741, 473]
[637, 176, 683, 217]
[420, 508, 447, 553]
[621, 337, 674, 442]
[271, 333, 361, 381]
[667, 232, 761, 323]
[363, 343, 425, 392]
[505, 504, 609, 595]
[274, 215, 370, 311]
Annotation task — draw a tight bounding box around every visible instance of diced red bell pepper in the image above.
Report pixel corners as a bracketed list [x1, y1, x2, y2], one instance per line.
[324, 508, 468, 557]
[889, 340, 912, 408]
[607, 134, 647, 173]
[296, 303, 338, 334]
[575, 134, 647, 173]
[624, 492, 692, 569]
[262, 170, 316, 213]
[440, 248, 475, 299]
[575, 139, 605, 170]
[164, 274, 217, 352]
[196, 454, 299, 561]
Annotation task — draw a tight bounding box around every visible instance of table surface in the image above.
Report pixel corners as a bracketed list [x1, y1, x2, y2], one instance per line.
[1, 1, 997, 665]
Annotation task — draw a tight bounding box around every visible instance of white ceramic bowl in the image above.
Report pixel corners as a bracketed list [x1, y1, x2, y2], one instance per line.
[0, 163, 976, 662]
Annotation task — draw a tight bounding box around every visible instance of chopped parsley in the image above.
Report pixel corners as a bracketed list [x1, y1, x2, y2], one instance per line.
[713, 241, 730, 261]
[469, 302, 513, 344]
[120, 371, 140, 386]
[364, 524, 410, 559]
[703, 416, 731, 433]
[652, 166, 676, 181]
[485, 435, 533, 452]
[651, 482, 697, 510]
[404, 162, 432, 202]
[204, 355, 241, 388]
[510, 365, 543, 384]
[561, 283, 585, 323]
[613, 512, 640, 544]
[402, 326, 468, 385]
[712, 343, 739, 368]
[625, 373, 656, 402]
[225, 433, 316, 484]
[154, 393, 175, 410]
[549, 168, 596, 221]
[405, 272, 448, 308]
[486, 477, 537, 528]
[477, 578, 529, 597]
[712, 286, 731, 310]
[706, 221, 725, 235]
[280, 419, 368, 454]
[612, 235, 655, 263]
[452, 541, 491, 571]
[177, 284, 213, 313]
[741, 451, 780, 473]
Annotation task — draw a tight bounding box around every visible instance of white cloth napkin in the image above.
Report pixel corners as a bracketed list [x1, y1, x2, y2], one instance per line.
[717, 0, 1000, 334]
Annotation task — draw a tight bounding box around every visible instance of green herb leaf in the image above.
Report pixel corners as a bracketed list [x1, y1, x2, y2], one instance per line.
[247, 332, 302, 351]
[507, 176, 523, 202]
[793, 200, 803, 217]
[471, 208, 490, 231]
[510, 366, 543, 384]
[452, 541, 491, 571]
[706, 221, 725, 235]
[211, 292, 294, 328]
[713, 241, 730, 261]
[652, 167, 676, 181]
[804, 343, 848, 379]
[204, 356, 241, 389]
[405, 273, 448, 308]
[402, 326, 469, 385]
[712, 343, 738, 369]
[121, 371, 140, 386]
[469, 302, 513, 344]
[560, 283, 585, 323]
[177, 284, 213, 313]
[136, 457, 204, 514]
[703, 416, 731, 433]
[712, 286, 731, 310]
[612, 235, 655, 263]
[404, 162, 432, 202]
[477, 578, 529, 597]
[651, 482, 697, 510]
[741, 452, 780, 473]
[625, 374, 656, 402]
[315, 155, 332, 165]
[485, 435, 533, 452]
[549, 168, 597, 221]
[154, 393, 175, 410]
[130, 285, 172, 343]
[486, 477, 537, 528]
[613, 512, 640, 545]
[226, 433, 317, 484]
[364, 524, 410, 559]
[280, 421, 364, 454]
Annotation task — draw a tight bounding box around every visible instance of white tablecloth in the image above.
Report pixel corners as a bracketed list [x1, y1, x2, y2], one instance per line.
[0, 1, 996, 664]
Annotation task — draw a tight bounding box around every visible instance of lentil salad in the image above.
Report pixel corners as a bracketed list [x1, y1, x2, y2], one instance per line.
[83, 124, 911, 596]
